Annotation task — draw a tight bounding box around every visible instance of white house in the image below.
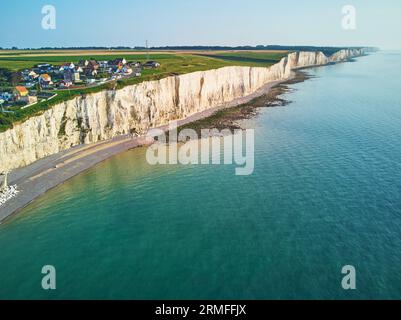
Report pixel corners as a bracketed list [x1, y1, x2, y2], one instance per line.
[59, 62, 75, 72]
[123, 66, 133, 75]
[28, 70, 39, 79]
[99, 61, 109, 68]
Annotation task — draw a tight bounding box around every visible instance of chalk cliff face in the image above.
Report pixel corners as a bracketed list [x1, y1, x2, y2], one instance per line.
[0, 49, 364, 172]
[286, 51, 330, 70]
[329, 49, 365, 62]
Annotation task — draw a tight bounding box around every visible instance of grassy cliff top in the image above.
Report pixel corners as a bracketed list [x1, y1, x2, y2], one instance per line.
[0, 50, 288, 133]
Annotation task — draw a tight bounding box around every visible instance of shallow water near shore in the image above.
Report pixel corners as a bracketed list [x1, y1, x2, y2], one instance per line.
[1, 51, 401, 299]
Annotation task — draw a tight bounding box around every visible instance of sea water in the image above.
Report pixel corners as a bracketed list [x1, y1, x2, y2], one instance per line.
[1, 51, 401, 299]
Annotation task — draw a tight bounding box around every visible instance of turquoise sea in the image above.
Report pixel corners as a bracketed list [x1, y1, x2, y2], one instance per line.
[1, 51, 401, 299]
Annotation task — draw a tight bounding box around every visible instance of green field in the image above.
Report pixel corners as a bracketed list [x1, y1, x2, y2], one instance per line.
[0, 51, 287, 71]
[0, 50, 288, 132]
[197, 51, 288, 65]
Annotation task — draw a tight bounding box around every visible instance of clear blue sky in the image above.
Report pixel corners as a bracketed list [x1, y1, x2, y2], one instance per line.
[1, 0, 400, 49]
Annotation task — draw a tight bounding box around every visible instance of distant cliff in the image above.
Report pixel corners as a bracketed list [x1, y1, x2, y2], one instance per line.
[0, 49, 365, 172]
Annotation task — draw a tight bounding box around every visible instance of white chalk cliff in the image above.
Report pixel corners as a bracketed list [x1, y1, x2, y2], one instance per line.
[0, 49, 364, 172]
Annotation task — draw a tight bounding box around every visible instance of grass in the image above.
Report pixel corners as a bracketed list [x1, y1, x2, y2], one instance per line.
[0, 60, 44, 71]
[0, 50, 287, 132]
[197, 51, 288, 66]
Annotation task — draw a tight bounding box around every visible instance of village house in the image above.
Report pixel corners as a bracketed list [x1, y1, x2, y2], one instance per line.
[21, 70, 38, 83]
[59, 81, 71, 89]
[59, 62, 75, 73]
[62, 69, 74, 87]
[28, 70, 39, 80]
[98, 61, 109, 68]
[121, 65, 133, 75]
[143, 61, 161, 69]
[126, 66, 134, 75]
[115, 62, 124, 73]
[128, 62, 142, 76]
[85, 68, 98, 77]
[39, 74, 53, 88]
[23, 94, 38, 105]
[84, 60, 100, 77]
[13, 86, 37, 104]
[70, 66, 83, 82]
[88, 60, 100, 69]
[14, 86, 29, 99]
[74, 66, 84, 73]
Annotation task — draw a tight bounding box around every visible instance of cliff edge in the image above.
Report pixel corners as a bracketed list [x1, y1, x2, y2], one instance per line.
[0, 49, 365, 172]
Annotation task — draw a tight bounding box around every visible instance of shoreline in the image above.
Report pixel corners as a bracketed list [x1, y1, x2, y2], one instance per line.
[178, 71, 310, 132]
[0, 74, 294, 224]
[0, 53, 363, 223]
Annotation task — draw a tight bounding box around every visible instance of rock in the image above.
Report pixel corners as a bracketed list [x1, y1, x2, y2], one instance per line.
[0, 185, 19, 207]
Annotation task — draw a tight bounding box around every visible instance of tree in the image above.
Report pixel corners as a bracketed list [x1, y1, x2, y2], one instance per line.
[10, 72, 22, 86]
